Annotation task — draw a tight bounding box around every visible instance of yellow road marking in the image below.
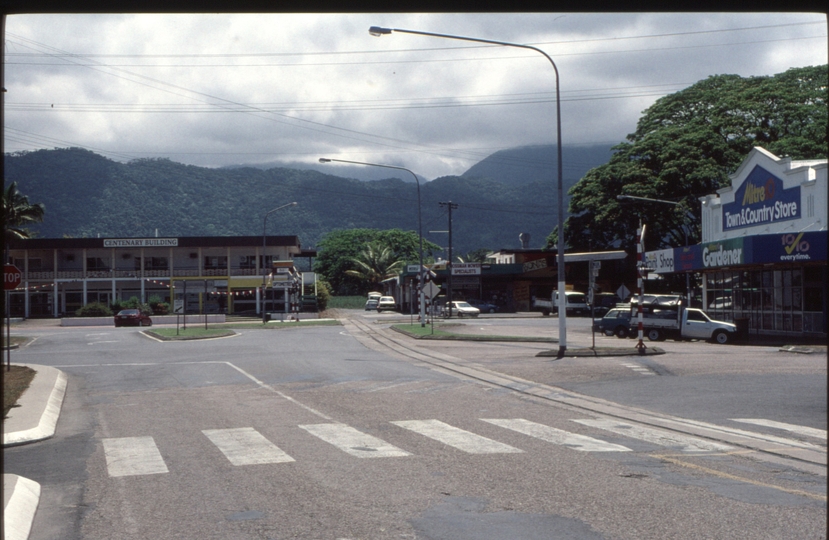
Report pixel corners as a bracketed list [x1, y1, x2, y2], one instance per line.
[653, 453, 827, 502]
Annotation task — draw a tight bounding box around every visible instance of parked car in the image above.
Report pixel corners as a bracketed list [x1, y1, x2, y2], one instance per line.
[592, 306, 632, 338]
[364, 299, 379, 311]
[441, 301, 481, 318]
[589, 293, 622, 317]
[376, 296, 397, 312]
[466, 299, 498, 313]
[114, 309, 153, 327]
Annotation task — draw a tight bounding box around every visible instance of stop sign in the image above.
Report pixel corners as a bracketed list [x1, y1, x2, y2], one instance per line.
[4, 264, 22, 290]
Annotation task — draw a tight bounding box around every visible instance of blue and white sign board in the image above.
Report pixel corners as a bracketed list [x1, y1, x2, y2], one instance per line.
[722, 165, 801, 231]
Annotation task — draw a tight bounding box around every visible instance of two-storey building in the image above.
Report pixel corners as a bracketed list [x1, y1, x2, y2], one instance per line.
[5, 235, 310, 318]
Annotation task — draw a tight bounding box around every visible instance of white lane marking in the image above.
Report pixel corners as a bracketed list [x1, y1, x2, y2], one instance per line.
[481, 418, 631, 452]
[298, 424, 411, 458]
[225, 363, 335, 421]
[102, 436, 169, 477]
[731, 419, 827, 441]
[391, 419, 523, 454]
[572, 419, 734, 453]
[202, 427, 295, 465]
[621, 363, 655, 375]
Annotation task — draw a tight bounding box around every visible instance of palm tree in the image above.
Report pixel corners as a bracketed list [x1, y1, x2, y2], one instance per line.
[345, 242, 405, 290]
[4, 182, 45, 243]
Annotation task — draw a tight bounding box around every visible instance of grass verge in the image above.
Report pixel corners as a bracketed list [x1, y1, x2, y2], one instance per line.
[145, 327, 236, 340]
[3, 365, 36, 420]
[147, 319, 341, 340]
[392, 324, 556, 342]
[326, 296, 366, 309]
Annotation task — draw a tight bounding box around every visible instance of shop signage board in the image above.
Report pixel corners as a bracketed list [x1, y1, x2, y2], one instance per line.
[644, 248, 675, 273]
[722, 166, 801, 231]
[750, 231, 827, 264]
[452, 263, 481, 275]
[702, 238, 746, 268]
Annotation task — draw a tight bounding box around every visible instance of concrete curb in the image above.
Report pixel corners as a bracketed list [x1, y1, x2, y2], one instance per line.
[3, 474, 41, 540]
[3, 364, 68, 447]
[3, 364, 67, 540]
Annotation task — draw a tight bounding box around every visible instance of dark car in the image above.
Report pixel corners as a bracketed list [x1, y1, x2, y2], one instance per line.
[114, 309, 153, 327]
[593, 306, 632, 338]
[364, 299, 379, 311]
[466, 299, 498, 313]
[589, 293, 622, 317]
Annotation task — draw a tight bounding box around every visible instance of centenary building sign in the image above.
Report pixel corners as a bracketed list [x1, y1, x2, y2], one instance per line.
[722, 166, 800, 231]
[103, 238, 179, 247]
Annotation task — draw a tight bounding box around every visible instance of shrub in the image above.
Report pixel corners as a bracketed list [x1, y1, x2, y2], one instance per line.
[315, 280, 331, 311]
[150, 301, 170, 315]
[75, 302, 113, 317]
[111, 296, 140, 313]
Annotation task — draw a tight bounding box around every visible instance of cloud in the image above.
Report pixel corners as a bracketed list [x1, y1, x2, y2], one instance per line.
[4, 12, 827, 179]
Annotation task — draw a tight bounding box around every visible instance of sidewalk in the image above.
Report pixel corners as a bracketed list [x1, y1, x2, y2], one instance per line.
[3, 364, 68, 540]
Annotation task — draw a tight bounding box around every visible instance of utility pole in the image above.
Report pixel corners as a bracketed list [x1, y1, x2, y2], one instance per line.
[439, 201, 458, 318]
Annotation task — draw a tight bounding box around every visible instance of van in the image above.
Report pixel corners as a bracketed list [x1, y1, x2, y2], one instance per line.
[553, 291, 589, 316]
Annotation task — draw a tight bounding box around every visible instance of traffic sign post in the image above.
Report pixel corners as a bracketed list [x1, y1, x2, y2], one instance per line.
[4, 264, 22, 290]
[4, 264, 23, 372]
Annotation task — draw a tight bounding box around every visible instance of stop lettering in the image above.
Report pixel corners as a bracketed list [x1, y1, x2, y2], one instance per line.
[4, 264, 22, 290]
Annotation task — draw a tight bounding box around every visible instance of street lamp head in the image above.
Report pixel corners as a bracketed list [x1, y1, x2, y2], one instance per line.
[369, 26, 393, 36]
[318, 158, 331, 163]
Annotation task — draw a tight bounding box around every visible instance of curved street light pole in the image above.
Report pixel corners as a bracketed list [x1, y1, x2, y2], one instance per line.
[319, 157, 426, 327]
[263, 202, 297, 324]
[369, 26, 567, 356]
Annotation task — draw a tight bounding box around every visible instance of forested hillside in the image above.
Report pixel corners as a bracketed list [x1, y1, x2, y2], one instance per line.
[4, 147, 585, 257]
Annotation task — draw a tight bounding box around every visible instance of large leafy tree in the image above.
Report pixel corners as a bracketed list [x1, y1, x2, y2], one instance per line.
[313, 228, 441, 295]
[4, 181, 45, 244]
[555, 65, 827, 256]
[345, 242, 405, 290]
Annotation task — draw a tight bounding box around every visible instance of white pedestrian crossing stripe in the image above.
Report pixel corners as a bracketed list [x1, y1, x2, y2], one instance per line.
[102, 436, 169, 477]
[731, 419, 827, 440]
[298, 423, 411, 458]
[107, 416, 814, 477]
[482, 418, 631, 452]
[572, 419, 734, 453]
[202, 427, 295, 465]
[391, 419, 523, 454]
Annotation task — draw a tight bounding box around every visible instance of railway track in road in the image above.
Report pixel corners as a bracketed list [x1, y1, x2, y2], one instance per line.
[341, 313, 827, 479]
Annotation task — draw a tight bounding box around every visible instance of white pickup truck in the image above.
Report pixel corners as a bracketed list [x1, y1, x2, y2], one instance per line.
[532, 291, 589, 316]
[630, 295, 737, 344]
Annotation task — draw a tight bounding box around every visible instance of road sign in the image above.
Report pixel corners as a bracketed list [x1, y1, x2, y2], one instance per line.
[422, 281, 440, 299]
[617, 284, 631, 300]
[4, 264, 22, 290]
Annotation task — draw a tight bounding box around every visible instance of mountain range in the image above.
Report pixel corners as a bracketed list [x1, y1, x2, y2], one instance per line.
[4, 144, 614, 258]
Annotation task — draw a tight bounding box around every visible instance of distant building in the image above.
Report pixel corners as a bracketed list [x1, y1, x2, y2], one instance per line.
[645, 147, 827, 339]
[5, 235, 315, 318]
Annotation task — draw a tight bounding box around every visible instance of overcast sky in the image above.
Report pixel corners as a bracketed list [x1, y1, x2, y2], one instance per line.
[4, 12, 827, 180]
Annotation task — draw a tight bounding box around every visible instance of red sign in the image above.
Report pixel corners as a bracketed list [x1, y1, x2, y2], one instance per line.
[4, 264, 22, 290]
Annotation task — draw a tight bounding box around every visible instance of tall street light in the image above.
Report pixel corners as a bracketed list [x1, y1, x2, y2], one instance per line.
[368, 26, 568, 357]
[319, 157, 426, 327]
[263, 201, 297, 324]
[616, 194, 692, 303]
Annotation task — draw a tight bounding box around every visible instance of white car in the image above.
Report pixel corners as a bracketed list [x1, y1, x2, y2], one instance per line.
[376, 296, 397, 312]
[442, 301, 480, 318]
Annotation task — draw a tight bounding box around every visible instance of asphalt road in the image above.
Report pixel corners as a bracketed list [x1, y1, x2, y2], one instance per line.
[4, 313, 826, 539]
